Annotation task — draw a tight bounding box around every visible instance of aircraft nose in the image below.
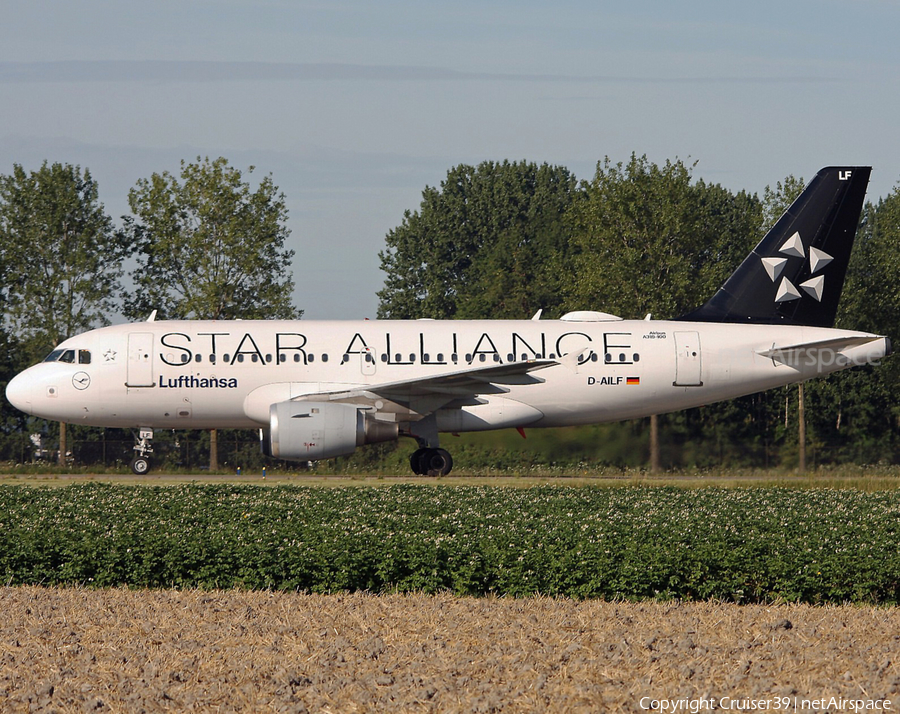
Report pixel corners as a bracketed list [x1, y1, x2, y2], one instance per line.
[6, 371, 35, 414]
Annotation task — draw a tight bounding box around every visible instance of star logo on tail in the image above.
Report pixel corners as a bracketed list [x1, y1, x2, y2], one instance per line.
[762, 232, 833, 303]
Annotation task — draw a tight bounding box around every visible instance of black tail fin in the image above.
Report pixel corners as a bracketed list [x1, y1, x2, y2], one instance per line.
[679, 166, 871, 327]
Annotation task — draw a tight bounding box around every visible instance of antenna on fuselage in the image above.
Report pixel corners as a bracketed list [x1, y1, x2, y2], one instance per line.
[146, 310, 157, 322]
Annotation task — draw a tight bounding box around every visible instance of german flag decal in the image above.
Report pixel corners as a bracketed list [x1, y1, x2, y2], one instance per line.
[626, 377, 640, 385]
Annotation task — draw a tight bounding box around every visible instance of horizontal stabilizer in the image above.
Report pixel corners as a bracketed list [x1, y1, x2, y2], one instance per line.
[758, 335, 888, 367]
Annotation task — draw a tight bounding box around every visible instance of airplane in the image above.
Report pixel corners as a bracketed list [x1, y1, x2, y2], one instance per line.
[5, 166, 891, 475]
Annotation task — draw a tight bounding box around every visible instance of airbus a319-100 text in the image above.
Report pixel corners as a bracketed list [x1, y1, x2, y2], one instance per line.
[6, 167, 891, 475]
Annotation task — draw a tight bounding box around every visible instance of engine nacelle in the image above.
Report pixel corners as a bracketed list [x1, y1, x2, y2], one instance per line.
[265, 401, 398, 461]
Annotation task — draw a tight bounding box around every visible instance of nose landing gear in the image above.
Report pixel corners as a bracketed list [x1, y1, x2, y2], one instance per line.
[130, 428, 154, 475]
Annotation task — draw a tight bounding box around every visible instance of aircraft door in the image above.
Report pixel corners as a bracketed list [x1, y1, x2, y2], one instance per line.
[673, 331, 703, 386]
[126, 333, 155, 387]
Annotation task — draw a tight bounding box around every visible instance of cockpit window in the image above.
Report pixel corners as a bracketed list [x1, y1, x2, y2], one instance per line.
[43, 349, 85, 364]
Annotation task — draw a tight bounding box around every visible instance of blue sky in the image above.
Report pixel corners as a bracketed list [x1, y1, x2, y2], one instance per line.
[2, 1, 899, 318]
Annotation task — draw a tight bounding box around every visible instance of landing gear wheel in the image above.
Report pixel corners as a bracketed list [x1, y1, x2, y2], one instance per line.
[429, 448, 453, 476]
[410, 449, 427, 475]
[130, 456, 151, 475]
[410, 447, 453, 476]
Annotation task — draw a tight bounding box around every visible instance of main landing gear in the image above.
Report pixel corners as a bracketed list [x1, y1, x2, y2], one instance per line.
[409, 447, 453, 476]
[407, 414, 453, 476]
[130, 428, 154, 475]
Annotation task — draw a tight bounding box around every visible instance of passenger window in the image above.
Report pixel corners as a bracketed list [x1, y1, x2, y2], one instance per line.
[78, 350, 91, 364]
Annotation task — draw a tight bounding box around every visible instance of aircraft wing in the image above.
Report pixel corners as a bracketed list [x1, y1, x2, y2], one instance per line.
[295, 358, 557, 417]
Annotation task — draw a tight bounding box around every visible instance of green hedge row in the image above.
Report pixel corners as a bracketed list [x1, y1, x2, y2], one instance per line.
[1, 484, 898, 603]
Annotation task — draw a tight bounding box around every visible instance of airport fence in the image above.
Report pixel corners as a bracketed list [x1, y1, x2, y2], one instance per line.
[2, 429, 274, 472]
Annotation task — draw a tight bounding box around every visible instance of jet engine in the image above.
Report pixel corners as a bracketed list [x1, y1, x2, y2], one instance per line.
[263, 401, 397, 461]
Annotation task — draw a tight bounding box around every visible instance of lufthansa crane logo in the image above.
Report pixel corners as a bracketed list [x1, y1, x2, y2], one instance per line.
[72, 372, 91, 390]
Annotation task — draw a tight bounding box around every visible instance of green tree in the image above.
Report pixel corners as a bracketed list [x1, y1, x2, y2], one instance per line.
[761, 175, 811, 470]
[760, 175, 806, 231]
[809, 186, 900, 464]
[565, 155, 762, 471]
[0, 329, 30, 461]
[124, 156, 299, 321]
[378, 160, 578, 319]
[0, 162, 128, 359]
[566, 154, 761, 319]
[125, 156, 301, 469]
[839, 194, 900, 341]
[0, 162, 130, 464]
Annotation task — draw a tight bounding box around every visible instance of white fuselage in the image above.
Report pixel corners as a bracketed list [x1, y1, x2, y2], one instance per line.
[6, 317, 889, 433]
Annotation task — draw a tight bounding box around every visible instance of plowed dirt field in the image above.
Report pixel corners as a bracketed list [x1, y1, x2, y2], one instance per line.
[1, 587, 898, 713]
